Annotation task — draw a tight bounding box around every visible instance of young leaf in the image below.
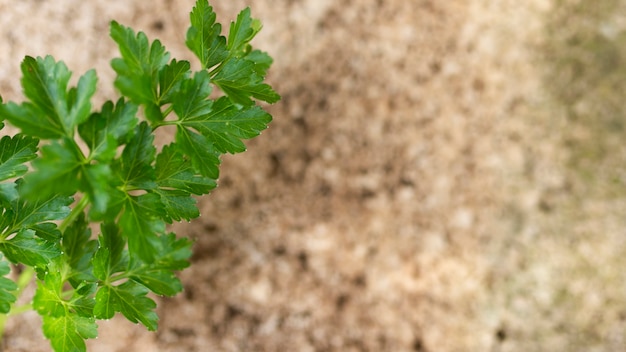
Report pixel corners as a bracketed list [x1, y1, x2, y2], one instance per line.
[0, 254, 17, 314]
[186, 0, 228, 69]
[0, 134, 38, 182]
[33, 266, 67, 317]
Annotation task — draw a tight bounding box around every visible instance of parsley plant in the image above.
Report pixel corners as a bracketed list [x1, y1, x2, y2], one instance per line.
[0, 1, 279, 351]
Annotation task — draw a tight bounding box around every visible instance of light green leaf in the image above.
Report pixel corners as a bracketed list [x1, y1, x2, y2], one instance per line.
[42, 314, 97, 352]
[0, 254, 17, 314]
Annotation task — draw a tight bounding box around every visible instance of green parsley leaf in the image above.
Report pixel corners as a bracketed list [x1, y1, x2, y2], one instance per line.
[0, 228, 61, 267]
[78, 99, 138, 162]
[157, 59, 191, 105]
[177, 96, 272, 154]
[42, 314, 97, 352]
[0, 190, 72, 238]
[212, 58, 280, 105]
[94, 281, 158, 331]
[20, 140, 83, 199]
[0, 183, 18, 206]
[186, 0, 228, 70]
[119, 193, 165, 262]
[0, 254, 17, 314]
[115, 122, 156, 190]
[128, 233, 191, 296]
[227, 7, 261, 56]
[62, 214, 97, 285]
[110, 21, 169, 122]
[0, 134, 38, 182]
[175, 126, 221, 179]
[1, 56, 96, 139]
[93, 222, 127, 281]
[155, 144, 216, 195]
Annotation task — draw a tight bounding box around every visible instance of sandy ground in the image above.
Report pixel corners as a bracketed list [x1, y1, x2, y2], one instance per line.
[1, 0, 626, 351]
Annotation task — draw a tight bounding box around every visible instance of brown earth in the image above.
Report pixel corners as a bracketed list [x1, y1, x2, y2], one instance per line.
[1, 0, 626, 351]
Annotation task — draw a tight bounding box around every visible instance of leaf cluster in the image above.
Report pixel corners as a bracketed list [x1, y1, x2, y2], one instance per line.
[0, 1, 278, 351]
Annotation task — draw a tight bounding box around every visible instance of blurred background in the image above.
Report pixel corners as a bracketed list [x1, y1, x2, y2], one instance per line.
[1, 0, 626, 351]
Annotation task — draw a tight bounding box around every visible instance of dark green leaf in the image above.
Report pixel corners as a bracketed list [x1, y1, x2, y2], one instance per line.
[94, 281, 158, 331]
[21, 140, 83, 199]
[119, 193, 165, 262]
[158, 59, 190, 105]
[155, 144, 216, 195]
[212, 58, 280, 105]
[4, 192, 72, 236]
[93, 222, 127, 281]
[171, 70, 213, 121]
[0, 183, 17, 206]
[62, 214, 97, 284]
[186, 0, 228, 69]
[110, 21, 169, 111]
[227, 7, 261, 56]
[0, 228, 61, 267]
[5, 56, 97, 139]
[180, 96, 272, 154]
[175, 126, 220, 179]
[0, 134, 38, 182]
[152, 189, 199, 223]
[30, 223, 62, 242]
[78, 99, 138, 162]
[115, 122, 156, 190]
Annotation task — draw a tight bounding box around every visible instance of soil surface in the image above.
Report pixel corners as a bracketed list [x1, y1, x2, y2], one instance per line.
[1, 0, 626, 351]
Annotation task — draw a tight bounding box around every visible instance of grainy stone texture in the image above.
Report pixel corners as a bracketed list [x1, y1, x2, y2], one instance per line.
[1, 0, 625, 351]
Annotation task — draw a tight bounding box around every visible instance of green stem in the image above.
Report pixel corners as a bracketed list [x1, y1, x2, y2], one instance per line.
[59, 196, 90, 233]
